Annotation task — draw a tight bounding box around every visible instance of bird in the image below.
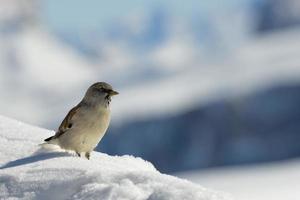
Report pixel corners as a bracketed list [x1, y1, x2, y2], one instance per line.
[44, 82, 118, 159]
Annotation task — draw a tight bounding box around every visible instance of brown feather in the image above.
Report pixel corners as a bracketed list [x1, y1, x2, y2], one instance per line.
[53, 104, 81, 139]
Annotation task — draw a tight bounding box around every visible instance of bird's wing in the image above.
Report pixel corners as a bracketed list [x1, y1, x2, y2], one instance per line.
[53, 104, 81, 139]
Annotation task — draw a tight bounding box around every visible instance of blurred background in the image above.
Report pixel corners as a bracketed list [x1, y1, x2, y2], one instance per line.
[1, 0, 300, 199]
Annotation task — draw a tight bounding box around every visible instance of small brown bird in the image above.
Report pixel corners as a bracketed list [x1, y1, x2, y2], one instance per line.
[44, 82, 118, 159]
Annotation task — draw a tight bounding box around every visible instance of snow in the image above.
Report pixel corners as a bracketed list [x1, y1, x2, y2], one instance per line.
[178, 159, 300, 200]
[0, 115, 230, 200]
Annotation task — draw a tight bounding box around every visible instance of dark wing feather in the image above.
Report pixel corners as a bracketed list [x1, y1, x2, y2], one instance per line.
[53, 104, 80, 139]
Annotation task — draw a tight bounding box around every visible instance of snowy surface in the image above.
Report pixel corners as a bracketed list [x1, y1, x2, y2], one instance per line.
[178, 160, 300, 200]
[0, 115, 230, 200]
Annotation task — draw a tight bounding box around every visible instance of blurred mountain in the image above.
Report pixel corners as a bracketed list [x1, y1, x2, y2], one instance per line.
[102, 83, 300, 173]
[255, 0, 300, 32]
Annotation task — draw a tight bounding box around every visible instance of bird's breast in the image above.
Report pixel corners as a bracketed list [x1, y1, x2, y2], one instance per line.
[68, 108, 111, 152]
[82, 108, 110, 133]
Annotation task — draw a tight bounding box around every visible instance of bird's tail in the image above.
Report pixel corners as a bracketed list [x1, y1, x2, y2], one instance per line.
[44, 136, 54, 142]
[41, 136, 59, 149]
[44, 136, 59, 146]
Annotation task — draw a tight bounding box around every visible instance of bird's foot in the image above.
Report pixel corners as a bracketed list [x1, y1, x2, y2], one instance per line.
[85, 152, 90, 160]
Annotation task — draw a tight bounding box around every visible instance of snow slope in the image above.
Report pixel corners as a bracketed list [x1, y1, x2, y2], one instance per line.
[178, 160, 300, 200]
[0, 115, 230, 200]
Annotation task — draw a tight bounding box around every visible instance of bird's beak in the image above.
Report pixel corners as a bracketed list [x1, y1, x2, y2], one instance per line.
[109, 90, 119, 96]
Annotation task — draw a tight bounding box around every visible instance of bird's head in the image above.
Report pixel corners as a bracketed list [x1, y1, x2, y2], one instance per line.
[84, 82, 118, 106]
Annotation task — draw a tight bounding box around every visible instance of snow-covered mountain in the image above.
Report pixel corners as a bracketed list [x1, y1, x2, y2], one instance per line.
[0, 115, 231, 200]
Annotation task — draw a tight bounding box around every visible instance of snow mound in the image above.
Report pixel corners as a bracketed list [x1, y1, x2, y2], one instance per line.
[0, 115, 230, 200]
